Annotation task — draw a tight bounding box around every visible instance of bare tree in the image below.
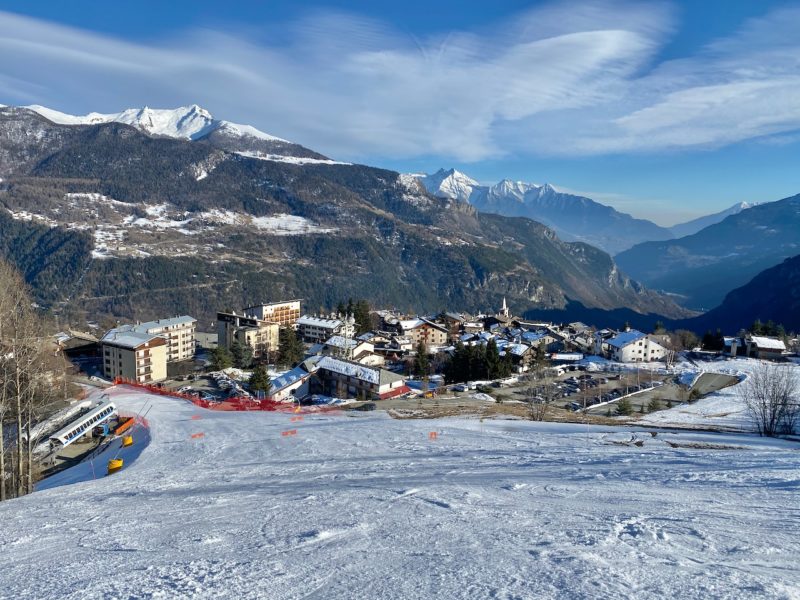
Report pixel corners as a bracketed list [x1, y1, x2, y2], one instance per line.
[0, 260, 58, 500]
[524, 360, 550, 421]
[739, 362, 800, 436]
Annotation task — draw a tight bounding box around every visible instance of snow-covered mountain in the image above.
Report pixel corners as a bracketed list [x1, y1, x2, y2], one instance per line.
[668, 201, 756, 238]
[417, 168, 479, 202]
[25, 104, 326, 159]
[26, 104, 283, 141]
[417, 169, 673, 255]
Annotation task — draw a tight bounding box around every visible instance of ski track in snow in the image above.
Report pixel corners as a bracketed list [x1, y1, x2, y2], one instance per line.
[0, 385, 798, 599]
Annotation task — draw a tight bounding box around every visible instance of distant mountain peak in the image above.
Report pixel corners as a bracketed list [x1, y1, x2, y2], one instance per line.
[414, 168, 673, 254]
[418, 168, 479, 202]
[669, 200, 759, 238]
[25, 103, 288, 144]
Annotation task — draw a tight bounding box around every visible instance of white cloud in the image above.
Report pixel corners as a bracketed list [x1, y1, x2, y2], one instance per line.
[1, 3, 799, 160]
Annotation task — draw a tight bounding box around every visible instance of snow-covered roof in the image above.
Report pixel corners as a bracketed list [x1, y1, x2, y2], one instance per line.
[101, 328, 163, 349]
[399, 318, 424, 331]
[325, 335, 359, 349]
[134, 315, 196, 331]
[317, 356, 380, 384]
[508, 343, 531, 357]
[298, 315, 343, 329]
[270, 366, 311, 393]
[750, 336, 786, 351]
[607, 330, 646, 349]
[522, 331, 547, 343]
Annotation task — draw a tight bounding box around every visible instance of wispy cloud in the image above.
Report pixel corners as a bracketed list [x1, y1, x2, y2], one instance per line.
[1, 3, 799, 161]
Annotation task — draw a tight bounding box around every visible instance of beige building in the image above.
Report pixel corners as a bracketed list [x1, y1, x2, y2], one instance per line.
[243, 300, 302, 328]
[398, 318, 449, 348]
[217, 311, 280, 358]
[101, 330, 167, 383]
[129, 316, 197, 362]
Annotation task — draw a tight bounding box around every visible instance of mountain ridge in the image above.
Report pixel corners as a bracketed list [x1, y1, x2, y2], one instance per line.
[674, 254, 800, 333]
[668, 201, 756, 238]
[417, 168, 674, 255]
[0, 104, 691, 326]
[23, 103, 327, 160]
[616, 194, 800, 310]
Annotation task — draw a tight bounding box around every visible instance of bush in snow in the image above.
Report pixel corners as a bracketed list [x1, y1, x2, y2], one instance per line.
[739, 362, 799, 436]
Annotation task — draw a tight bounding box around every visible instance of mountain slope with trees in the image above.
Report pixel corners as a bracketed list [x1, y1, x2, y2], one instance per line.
[675, 254, 800, 334]
[0, 105, 691, 326]
[615, 194, 800, 310]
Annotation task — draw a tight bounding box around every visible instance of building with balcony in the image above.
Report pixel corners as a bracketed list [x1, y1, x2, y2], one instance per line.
[127, 316, 197, 363]
[243, 300, 302, 328]
[297, 315, 355, 344]
[101, 330, 167, 383]
[217, 311, 280, 358]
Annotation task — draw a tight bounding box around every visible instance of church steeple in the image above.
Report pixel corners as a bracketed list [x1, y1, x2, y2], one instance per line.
[500, 297, 509, 318]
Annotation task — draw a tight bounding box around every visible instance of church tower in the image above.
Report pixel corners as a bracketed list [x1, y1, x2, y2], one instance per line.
[499, 297, 510, 319]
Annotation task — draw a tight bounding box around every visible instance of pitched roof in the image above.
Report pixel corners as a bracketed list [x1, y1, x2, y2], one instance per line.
[325, 335, 359, 349]
[101, 328, 164, 350]
[607, 330, 646, 349]
[270, 366, 311, 392]
[317, 356, 380, 384]
[750, 336, 786, 350]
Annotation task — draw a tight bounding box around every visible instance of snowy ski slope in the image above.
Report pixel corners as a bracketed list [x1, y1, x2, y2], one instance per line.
[0, 384, 798, 599]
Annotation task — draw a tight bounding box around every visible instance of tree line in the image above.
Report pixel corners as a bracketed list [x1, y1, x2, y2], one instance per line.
[443, 340, 514, 383]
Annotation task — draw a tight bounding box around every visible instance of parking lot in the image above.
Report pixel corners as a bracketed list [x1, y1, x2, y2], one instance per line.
[163, 371, 254, 402]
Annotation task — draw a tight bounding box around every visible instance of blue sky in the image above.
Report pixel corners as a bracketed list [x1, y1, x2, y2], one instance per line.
[1, 0, 799, 225]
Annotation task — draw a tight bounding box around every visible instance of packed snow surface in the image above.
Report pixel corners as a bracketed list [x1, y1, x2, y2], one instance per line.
[1, 384, 798, 599]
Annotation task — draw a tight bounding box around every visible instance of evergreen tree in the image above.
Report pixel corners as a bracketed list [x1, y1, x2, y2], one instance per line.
[486, 339, 501, 379]
[211, 346, 233, 371]
[248, 364, 272, 396]
[750, 319, 764, 335]
[353, 299, 372, 335]
[414, 341, 430, 377]
[278, 328, 304, 367]
[616, 398, 633, 416]
[230, 340, 254, 369]
[647, 398, 662, 412]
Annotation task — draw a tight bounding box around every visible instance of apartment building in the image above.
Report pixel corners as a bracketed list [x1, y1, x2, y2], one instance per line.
[297, 315, 355, 344]
[129, 316, 197, 363]
[243, 300, 302, 328]
[217, 311, 280, 358]
[101, 330, 167, 383]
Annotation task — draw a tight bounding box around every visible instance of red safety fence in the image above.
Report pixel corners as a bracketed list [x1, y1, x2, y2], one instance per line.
[112, 378, 340, 414]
